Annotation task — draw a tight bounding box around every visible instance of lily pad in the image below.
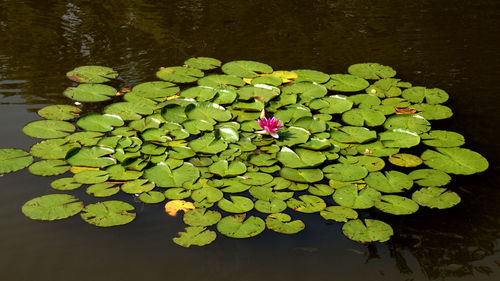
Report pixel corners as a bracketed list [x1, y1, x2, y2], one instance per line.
[156, 66, 204, 83]
[130, 81, 180, 101]
[222, 60, 273, 78]
[320, 206, 358, 222]
[421, 130, 465, 147]
[217, 196, 254, 213]
[342, 219, 393, 243]
[333, 185, 381, 209]
[277, 147, 326, 168]
[73, 170, 109, 184]
[183, 208, 222, 227]
[189, 133, 228, 154]
[209, 160, 247, 177]
[139, 191, 165, 204]
[331, 126, 377, 144]
[421, 147, 488, 175]
[323, 163, 368, 181]
[286, 195, 326, 213]
[121, 179, 155, 194]
[66, 65, 118, 83]
[184, 57, 221, 70]
[144, 162, 200, 188]
[375, 195, 419, 215]
[66, 146, 116, 168]
[76, 113, 124, 132]
[408, 169, 451, 187]
[28, 160, 70, 176]
[63, 84, 117, 102]
[197, 74, 245, 88]
[0, 148, 34, 173]
[22, 194, 84, 221]
[342, 108, 386, 127]
[217, 214, 265, 238]
[402, 86, 449, 104]
[324, 74, 369, 92]
[38, 105, 81, 120]
[81, 201, 136, 227]
[86, 183, 120, 197]
[254, 199, 287, 213]
[50, 177, 82, 191]
[173, 226, 217, 247]
[280, 168, 324, 183]
[265, 213, 305, 234]
[348, 63, 396, 79]
[412, 187, 461, 209]
[388, 153, 423, 167]
[365, 171, 413, 193]
[30, 139, 80, 160]
[379, 129, 421, 148]
[23, 120, 75, 139]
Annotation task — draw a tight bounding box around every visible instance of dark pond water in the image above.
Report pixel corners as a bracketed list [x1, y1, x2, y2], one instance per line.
[1, 0, 499, 280]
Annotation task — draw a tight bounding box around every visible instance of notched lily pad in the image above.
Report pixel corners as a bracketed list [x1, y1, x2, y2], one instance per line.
[342, 219, 393, 243]
[81, 200, 136, 227]
[22, 194, 84, 221]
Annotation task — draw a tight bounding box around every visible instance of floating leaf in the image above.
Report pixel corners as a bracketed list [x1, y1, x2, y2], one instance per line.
[183, 208, 221, 227]
[379, 129, 420, 148]
[217, 214, 265, 238]
[388, 153, 423, 167]
[76, 113, 124, 132]
[63, 84, 117, 102]
[139, 191, 165, 204]
[28, 160, 69, 176]
[292, 69, 330, 83]
[217, 196, 254, 213]
[323, 163, 368, 181]
[324, 74, 369, 92]
[421, 147, 488, 175]
[222, 60, 273, 78]
[408, 169, 451, 187]
[375, 195, 419, 215]
[410, 104, 453, 120]
[331, 126, 377, 144]
[365, 171, 413, 193]
[287, 195, 326, 213]
[412, 187, 461, 209]
[209, 160, 247, 177]
[50, 177, 82, 191]
[184, 57, 221, 70]
[23, 120, 75, 139]
[265, 213, 305, 234]
[144, 162, 200, 188]
[81, 201, 136, 227]
[421, 130, 465, 147]
[333, 185, 381, 209]
[342, 108, 386, 127]
[38, 105, 81, 120]
[402, 86, 449, 104]
[73, 170, 109, 184]
[66, 65, 118, 83]
[280, 167, 324, 183]
[277, 147, 326, 168]
[342, 219, 393, 242]
[121, 179, 155, 194]
[66, 146, 116, 168]
[86, 183, 119, 197]
[30, 139, 80, 160]
[22, 194, 83, 221]
[254, 199, 287, 213]
[320, 206, 358, 222]
[0, 148, 33, 173]
[348, 63, 396, 79]
[156, 66, 204, 83]
[173, 226, 217, 247]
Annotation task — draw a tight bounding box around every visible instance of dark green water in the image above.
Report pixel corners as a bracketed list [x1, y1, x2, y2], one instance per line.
[0, 1, 499, 280]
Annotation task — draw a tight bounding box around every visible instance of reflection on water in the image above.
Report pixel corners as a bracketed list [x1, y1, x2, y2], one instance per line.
[0, 0, 499, 280]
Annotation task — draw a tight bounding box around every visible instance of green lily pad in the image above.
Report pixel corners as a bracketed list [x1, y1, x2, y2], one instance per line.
[320, 206, 358, 222]
[275, 126, 311, 146]
[310, 95, 353, 114]
[183, 119, 214, 135]
[81, 201, 136, 227]
[375, 195, 419, 215]
[287, 195, 326, 213]
[66, 147, 116, 168]
[282, 82, 327, 102]
[342, 108, 386, 127]
[248, 153, 277, 167]
[388, 153, 423, 167]
[332, 185, 381, 209]
[103, 102, 154, 121]
[30, 139, 80, 160]
[51, 177, 82, 191]
[28, 160, 69, 176]
[22, 194, 84, 221]
[265, 213, 305, 234]
[217, 196, 254, 213]
[365, 78, 402, 98]
[338, 155, 385, 172]
[186, 102, 232, 122]
[139, 191, 165, 204]
[292, 117, 327, 133]
[121, 179, 155, 194]
[173, 226, 217, 247]
[331, 126, 377, 144]
[356, 141, 399, 157]
[38, 105, 81, 120]
[156, 66, 204, 83]
[411, 104, 453, 120]
[292, 69, 330, 83]
[379, 129, 421, 148]
[277, 147, 326, 168]
[421, 130, 465, 147]
[130, 81, 180, 101]
[239, 172, 274, 185]
[0, 148, 34, 173]
[308, 184, 335, 196]
[183, 208, 222, 227]
[402, 86, 449, 104]
[342, 219, 393, 243]
[86, 183, 120, 197]
[189, 133, 228, 154]
[63, 84, 117, 102]
[23, 120, 75, 139]
[222, 60, 273, 78]
[254, 199, 287, 213]
[76, 113, 124, 132]
[251, 75, 283, 86]
[197, 74, 245, 88]
[144, 162, 200, 188]
[217, 214, 265, 238]
[421, 147, 489, 175]
[323, 163, 368, 181]
[365, 171, 413, 193]
[412, 187, 461, 209]
[66, 65, 118, 83]
[209, 160, 247, 177]
[324, 74, 369, 92]
[164, 188, 191, 199]
[408, 169, 451, 187]
[348, 63, 396, 79]
[73, 170, 109, 184]
[184, 57, 221, 70]
[191, 186, 223, 203]
[384, 114, 431, 134]
[65, 132, 104, 146]
[280, 168, 324, 183]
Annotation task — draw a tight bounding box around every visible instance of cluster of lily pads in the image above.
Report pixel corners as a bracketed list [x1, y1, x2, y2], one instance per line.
[0, 58, 489, 247]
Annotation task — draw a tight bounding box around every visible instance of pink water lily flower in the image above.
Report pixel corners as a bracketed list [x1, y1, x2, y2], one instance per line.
[256, 116, 283, 138]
